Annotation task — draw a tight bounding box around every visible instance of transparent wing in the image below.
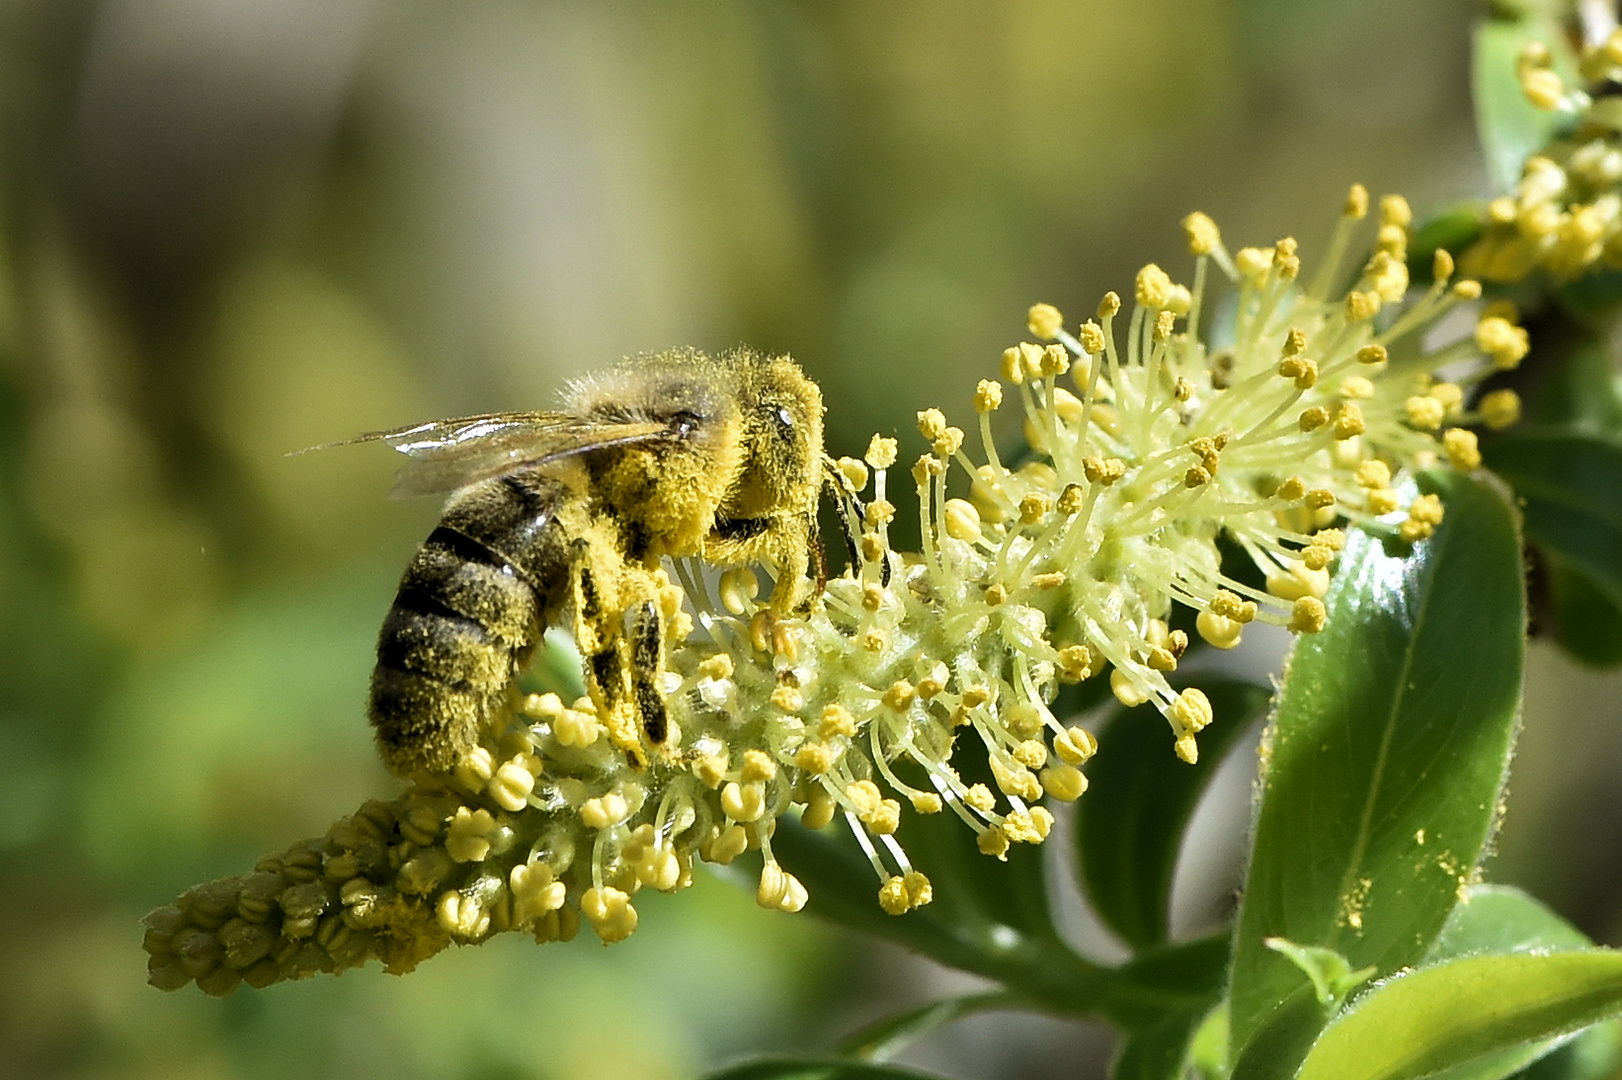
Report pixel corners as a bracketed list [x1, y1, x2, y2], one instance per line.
[296, 411, 677, 498]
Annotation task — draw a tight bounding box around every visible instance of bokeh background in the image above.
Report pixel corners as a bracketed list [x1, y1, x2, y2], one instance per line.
[2, 1, 1619, 1078]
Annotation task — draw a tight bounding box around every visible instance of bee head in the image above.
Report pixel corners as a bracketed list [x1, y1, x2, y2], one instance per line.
[724, 352, 824, 520]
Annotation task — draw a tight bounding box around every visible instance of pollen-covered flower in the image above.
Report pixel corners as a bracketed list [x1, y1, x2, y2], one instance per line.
[144, 189, 1517, 994]
[1462, 30, 1622, 281]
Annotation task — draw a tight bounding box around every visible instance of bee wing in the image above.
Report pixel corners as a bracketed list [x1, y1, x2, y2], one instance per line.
[296, 411, 678, 498]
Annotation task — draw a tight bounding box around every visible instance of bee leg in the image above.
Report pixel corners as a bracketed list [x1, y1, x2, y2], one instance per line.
[628, 599, 669, 746]
[570, 537, 647, 770]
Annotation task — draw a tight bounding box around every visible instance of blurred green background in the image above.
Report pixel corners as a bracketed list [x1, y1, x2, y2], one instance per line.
[1, 1, 1618, 1078]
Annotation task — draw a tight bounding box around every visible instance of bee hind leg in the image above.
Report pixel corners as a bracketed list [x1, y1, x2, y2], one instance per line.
[628, 600, 669, 746]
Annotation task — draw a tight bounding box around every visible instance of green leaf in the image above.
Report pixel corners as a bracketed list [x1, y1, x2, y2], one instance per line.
[1294, 951, 1622, 1080]
[1473, 18, 1573, 193]
[1263, 939, 1375, 1010]
[1112, 1008, 1210, 1080]
[1542, 557, 1622, 667]
[704, 1058, 947, 1080]
[1076, 678, 1271, 950]
[1228, 987, 1332, 1080]
[1512, 1020, 1622, 1080]
[1480, 428, 1622, 610]
[1428, 884, 1595, 961]
[837, 993, 1018, 1062]
[1227, 472, 1526, 1055]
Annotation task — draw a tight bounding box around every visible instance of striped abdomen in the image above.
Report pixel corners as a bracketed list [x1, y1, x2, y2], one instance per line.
[369, 473, 570, 775]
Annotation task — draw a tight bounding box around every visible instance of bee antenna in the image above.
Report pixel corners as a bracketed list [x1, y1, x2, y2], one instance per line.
[821, 456, 864, 573]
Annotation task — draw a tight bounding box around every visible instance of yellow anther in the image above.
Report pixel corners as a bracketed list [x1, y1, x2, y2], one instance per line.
[1521, 67, 1565, 110]
[1173, 376, 1193, 402]
[1313, 528, 1346, 550]
[1344, 183, 1369, 219]
[1020, 492, 1053, 524]
[865, 435, 898, 470]
[1355, 459, 1392, 489]
[819, 703, 857, 740]
[1356, 344, 1388, 366]
[1235, 246, 1273, 284]
[983, 583, 1008, 607]
[1041, 764, 1088, 801]
[1098, 291, 1122, 318]
[933, 427, 964, 457]
[1184, 466, 1210, 488]
[860, 535, 889, 570]
[1136, 264, 1175, 309]
[1042, 343, 1071, 377]
[1278, 356, 1319, 389]
[861, 582, 885, 612]
[1267, 560, 1330, 601]
[916, 408, 947, 443]
[1184, 211, 1221, 255]
[1340, 376, 1375, 399]
[1480, 388, 1522, 430]
[1430, 382, 1463, 413]
[794, 743, 833, 774]
[1110, 668, 1150, 708]
[1289, 596, 1328, 634]
[1366, 488, 1400, 515]
[1379, 194, 1412, 230]
[1154, 310, 1177, 341]
[741, 749, 777, 783]
[1432, 248, 1455, 283]
[1453, 280, 1482, 300]
[1305, 488, 1336, 510]
[1054, 726, 1098, 766]
[1032, 571, 1065, 590]
[721, 781, 766, 823]
[1443, 428, 1481, 470]
[883, 680, 917, 712]
[1146, 646, 1178, 672]
[1057, 644, 1092, 682]
[1410, 492, 1445, 525]
[1000, 346, 1026, 385]
[1332, 403, 1366, 439]
[964, 783, 996, 813]
[1298, 406, 1329, 432]
[1301, 544, 1334, 571]
[835, 456, 870, 495]
[1475, 316, 1530, 370]
[1014, 739, 1048, 769]
[1346, 290, 1381, 321]
[943, 499, 983, 542]
[1170, 687, 1214, 736]
[580, 887, 638, 943]
[1027, 303, 1064, 340]
[1196, 609, 1243, 649]
[974, 379, 1003, 413]
[1275, 476, 1307, 502]
[976, 827, 1011, 860]
[1017, 342, 1046, 380]
[1406, 395, 1445, 430]
[912, 455, 944, 486]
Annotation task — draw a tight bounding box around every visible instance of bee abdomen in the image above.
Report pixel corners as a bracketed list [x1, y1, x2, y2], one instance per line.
[369, 525, 544, 775]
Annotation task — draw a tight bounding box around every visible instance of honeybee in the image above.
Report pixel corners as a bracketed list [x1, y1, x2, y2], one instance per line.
[326, 348, 827, 777]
